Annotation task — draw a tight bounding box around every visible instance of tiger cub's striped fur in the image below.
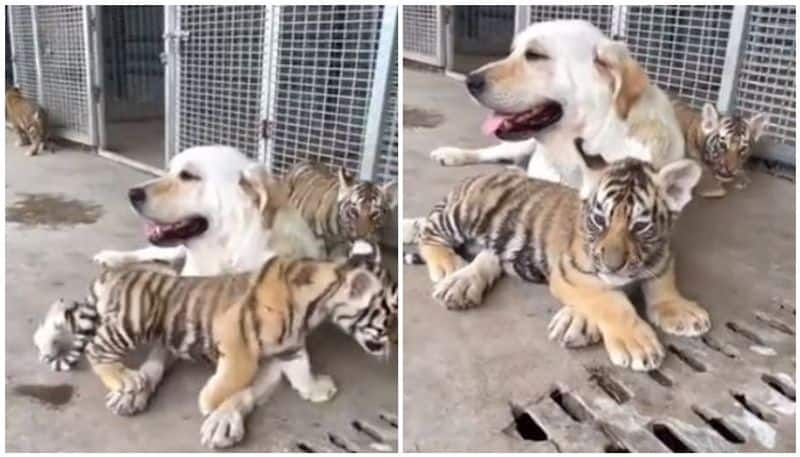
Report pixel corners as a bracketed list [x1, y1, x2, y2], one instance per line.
[34, 241, 396, 419]
[672, 99, 768, 198]
[6, 86, 49, 156]
[286, 162, 397, 255]
[413, 150, 709, 371]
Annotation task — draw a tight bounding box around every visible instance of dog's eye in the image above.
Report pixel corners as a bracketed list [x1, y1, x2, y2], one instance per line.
[525, 50, 547, 61]
[179, 170, 200, 181]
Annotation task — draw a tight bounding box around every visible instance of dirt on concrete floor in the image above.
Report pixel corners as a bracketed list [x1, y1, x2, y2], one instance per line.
[402, 67, 796, 452]
[5, 139, 397, 451]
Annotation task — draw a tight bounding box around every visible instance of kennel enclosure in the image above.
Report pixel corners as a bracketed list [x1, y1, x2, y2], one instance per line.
[8, 5, 398, 183]
[402, 5, 796, 165]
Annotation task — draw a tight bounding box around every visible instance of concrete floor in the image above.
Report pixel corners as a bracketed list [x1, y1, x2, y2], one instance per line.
[403, 67, 795, 452]
[105, 118, 166, 169]
[5, 139, 397, 451]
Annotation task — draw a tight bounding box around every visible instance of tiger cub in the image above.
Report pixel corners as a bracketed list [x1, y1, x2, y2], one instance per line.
[286, 162, 397, 256]
[410, 147, 708, 371]
[34, 240, 396, 424]
[672, 99, 768, 198]
[6, 86, 49, 156]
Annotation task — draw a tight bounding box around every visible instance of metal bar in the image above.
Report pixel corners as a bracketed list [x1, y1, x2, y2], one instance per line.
[8, 8, 19, 87]
[91, 6, 106, 149]
[163, 5, 178, 164]
[360, 5, 397, 181]
[82, 6, 98, 147]
[30, 6, 44, 105]
[612, 6, 626, 39]
[260, 5, 278, 167]
[515, 5, 531, 34]
[717, 5, 749, 113]
[443, 6, 454, 72]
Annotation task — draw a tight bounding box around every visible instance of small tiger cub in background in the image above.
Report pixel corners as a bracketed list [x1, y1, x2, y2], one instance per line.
[34, 240, 396, 422]
[285, 162, 397, 256]
[672, 99, 768, 198]
[6, 86, 49, 156]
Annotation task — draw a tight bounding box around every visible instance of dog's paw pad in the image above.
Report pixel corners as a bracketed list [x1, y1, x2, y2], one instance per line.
[299, 375, 338, 403]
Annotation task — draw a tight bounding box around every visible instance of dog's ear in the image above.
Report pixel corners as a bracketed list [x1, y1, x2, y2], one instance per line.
[700, 103, 720, 136]
[656, 159, 702, 212]
[380, 180, 398, 209]
[747, 112, 769, 142]
[239, 165, 289, 213]
[594, 40, 649, 120]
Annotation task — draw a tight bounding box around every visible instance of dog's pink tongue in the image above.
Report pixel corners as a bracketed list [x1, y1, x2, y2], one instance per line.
[481, 112, 506, 136]
[145, 221, 160, 238]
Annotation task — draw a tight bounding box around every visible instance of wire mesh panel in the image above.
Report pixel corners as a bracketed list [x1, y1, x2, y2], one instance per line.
[268, 5, 385, 176]
[402, 5, 442, 66]
[528, 5, 614, 35]
[35, 6, 92, 140]
[103, 6, 163, 120]
[734, 6, 795, 147]
[376, 40, 398, 184]
[622, 6, 733, 108]
[8, 6, 39, 101]
[174, 5, 267, 159]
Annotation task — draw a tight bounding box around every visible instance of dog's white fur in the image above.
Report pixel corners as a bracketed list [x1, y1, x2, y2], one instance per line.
[91, 145, 334, 448]
[430, 20, 685, 189]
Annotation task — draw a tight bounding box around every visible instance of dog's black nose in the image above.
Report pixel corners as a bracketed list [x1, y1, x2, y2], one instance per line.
[128, 187, 146, 206]
[466, 73, 486, 96]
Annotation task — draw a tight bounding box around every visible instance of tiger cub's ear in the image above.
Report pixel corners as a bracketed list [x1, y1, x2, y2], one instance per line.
[337, 167, 355, 200]
[239, 165, 289, 213]
[700, 103, 719, 136]
[380, 181, 398, 209]
[656, 159, 702, 212]
[747, 113, 769, 142]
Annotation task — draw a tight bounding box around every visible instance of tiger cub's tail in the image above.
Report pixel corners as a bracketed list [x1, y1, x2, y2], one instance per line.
[33, 297, 99, 371]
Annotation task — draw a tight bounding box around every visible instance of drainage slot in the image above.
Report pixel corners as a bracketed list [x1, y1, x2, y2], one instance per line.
[761, 373, 796, 401]
[650, 422, 695, 452]
[726, 321, 766, 345]
[604, 443, 630, 452]
[588, 368, 631, 404]
[296, 442, 315, 452]
[510, 404, 548, 441]
[648, 369, 673, 387]
[667, 345, 707, 372]
[701, 335, 739, 359]
[730, 391, 778, 423]
[754, 311, 795, 335]
[379, 411, 397, 428]
[328, 433, 356, 452]
[352, 420, 384, 442]
[691, 405, 745, 444]
[549, 388, 590, 422]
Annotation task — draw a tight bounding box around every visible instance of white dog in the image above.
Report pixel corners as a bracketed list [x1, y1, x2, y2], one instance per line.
[430, 20, 685, 194]
[88, 145, 328, 448]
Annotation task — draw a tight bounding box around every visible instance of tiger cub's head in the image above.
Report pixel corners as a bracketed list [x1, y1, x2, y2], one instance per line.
[330, 240, 397, 358]
[700, 103, 768, 182]
[578, 146, 701, 285]
[337, 169, 397, 242]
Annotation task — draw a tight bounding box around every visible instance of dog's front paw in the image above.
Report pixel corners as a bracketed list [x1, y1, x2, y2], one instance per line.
[201, 409, 246, 449]
[648, 298, 711, 337]
[432, 268, 486, 310]
[105, 370, 152, 416]
[547, 306, 601, 348]
[298, 375, 338, 403]
[430, 147, 474, 166]
[601, 317, 664, 371]
[93, 250, 133, 268]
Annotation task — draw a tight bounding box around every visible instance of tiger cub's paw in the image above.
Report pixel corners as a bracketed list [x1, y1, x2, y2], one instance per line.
[432, 268, 486, 310]
[547, 307, 601, 348]
[298, 375, 338, 403]
[201, 409, 245, 449]
[601, 317, 664, 371]
[105, 370, 152, 416]
[648, 298, 711, 337]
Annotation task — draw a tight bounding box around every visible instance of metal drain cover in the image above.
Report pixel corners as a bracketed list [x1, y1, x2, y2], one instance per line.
[292, 411, 397, 452]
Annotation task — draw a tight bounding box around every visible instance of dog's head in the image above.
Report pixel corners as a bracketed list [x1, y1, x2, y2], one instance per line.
[466, 20, 648, 143]
[128, 145, 283, 247]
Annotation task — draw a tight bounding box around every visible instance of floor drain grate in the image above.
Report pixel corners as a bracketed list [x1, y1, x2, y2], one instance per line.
[651, 422, 695, 452]
[692, 405, 746, 444]
[294, 410, 397, 452]
[731, 391, 779, 423]
[510, 404, 548, 441]
[550, 387, 591, 422]
[588, 368, 631, 404]
[761, 373, 796, 401]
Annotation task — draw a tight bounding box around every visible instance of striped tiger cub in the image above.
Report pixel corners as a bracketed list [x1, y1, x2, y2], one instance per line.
[410, 146, 709, 371]
[6, 86, 50, 156]
[672, 99, 768, 198]
[286, 162, 397, 256]
[34, 241, 396, 421]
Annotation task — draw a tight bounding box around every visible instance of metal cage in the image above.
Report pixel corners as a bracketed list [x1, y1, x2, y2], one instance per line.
[402, 5, 443, 66]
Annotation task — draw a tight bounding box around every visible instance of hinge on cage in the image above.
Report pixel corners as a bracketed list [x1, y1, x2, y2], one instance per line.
[92, 85, 101, 102]
[261, 120, 274, 139]
[163, 30, 190, 41]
